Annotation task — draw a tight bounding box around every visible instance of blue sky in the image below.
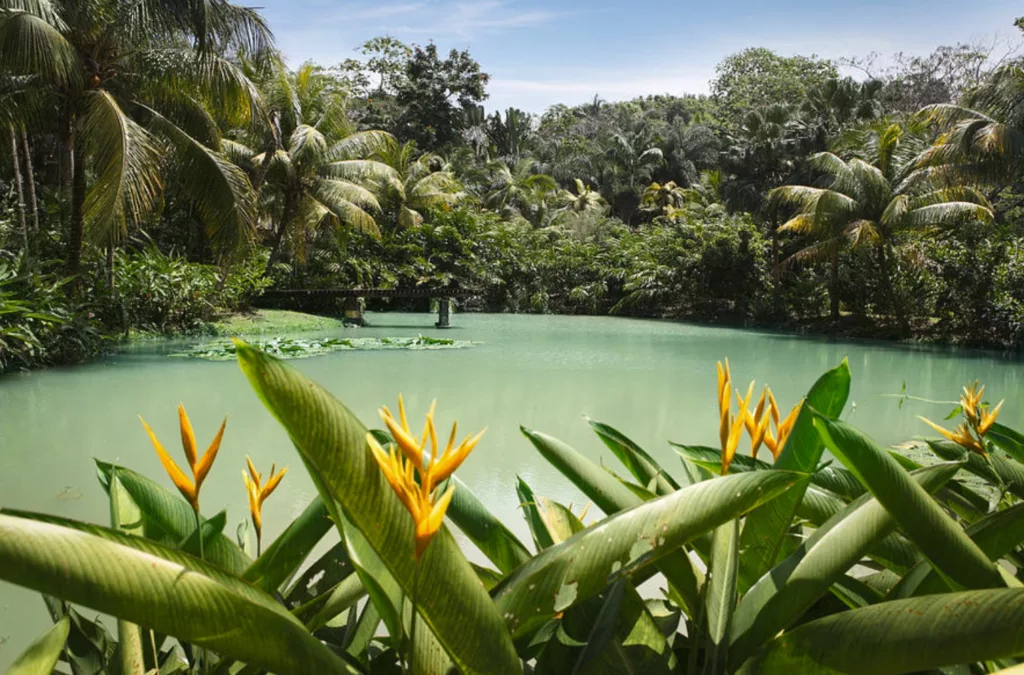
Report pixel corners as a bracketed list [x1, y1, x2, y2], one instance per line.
[258, 0, 1022, 112]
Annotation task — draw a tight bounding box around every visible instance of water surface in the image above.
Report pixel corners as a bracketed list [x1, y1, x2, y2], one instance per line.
[1, 313, 1022, 666]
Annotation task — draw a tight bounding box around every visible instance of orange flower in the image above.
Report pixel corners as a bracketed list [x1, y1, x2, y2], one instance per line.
[242, 456, 287, 543]
[921, 380, 1004, 456]
[369, 396, 484, 558]
[716, 360, 804, 469]
[140, 405, 225, 512]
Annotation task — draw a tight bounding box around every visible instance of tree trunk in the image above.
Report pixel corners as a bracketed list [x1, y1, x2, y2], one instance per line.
[264, 189, 297, 275]
[829, 245, 839, 322]
[771, 218, 780, 311]
[876, 241, 906, 331]
[251, 110, 281, 192]
[21, 130, 39, 233]
[9, 126, 29, 258]
[66, 141, 87, 285]
[105, 240, 115, 290]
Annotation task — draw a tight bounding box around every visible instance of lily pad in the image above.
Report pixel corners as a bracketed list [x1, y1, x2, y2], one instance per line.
[170, 335, 474, 361]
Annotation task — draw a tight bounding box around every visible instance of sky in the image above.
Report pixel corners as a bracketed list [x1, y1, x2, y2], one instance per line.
[257, 0, 1023, 112]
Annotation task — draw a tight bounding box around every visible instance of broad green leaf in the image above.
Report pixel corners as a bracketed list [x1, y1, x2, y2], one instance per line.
[988, 422, 1024, 465]
[737, 590, 1024, 674]
[537, 496, 586, 544]
[95, 461, 250, 574]
[704, 519, 739, 675]
[0, 512, 357, 675]
[243, 497, 332, 593]
[739, 359, 852, 583]
[109, 471, 146, 675]
[285, 541, 353, 607]
[891, 501, 1024, 599]
[730, 461, 959, 664]
[446, 475, 532, 574]
[927, 439, 1024, 500]
[523, 428, 705, 617]
[571, 580, 626, 674]
[813, 415, 1003, 589]
[235, 343, 519, 675]
[492, 470, 805, 639]
[517, 477, 556, 551]
[7, 615, 70, 675]
[305, 574, 366, 632]
[587, 417, 684, 492]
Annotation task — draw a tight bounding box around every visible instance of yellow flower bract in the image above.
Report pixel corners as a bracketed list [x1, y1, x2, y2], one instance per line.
[717, 359, 803, 474]
[140, 404, 225, 512]
[368, 396, 484, 559]
[242, 456, 287, 538]
[919, 380, 1004, 456]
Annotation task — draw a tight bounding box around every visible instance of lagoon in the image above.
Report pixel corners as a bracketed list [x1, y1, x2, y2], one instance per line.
[1, 312, 1022, 667]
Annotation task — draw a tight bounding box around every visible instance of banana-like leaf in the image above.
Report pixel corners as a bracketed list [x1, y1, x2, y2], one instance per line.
[737, 590, 1024, 674]
[446, 475, 532, 574]
[0, 512, 357, 674]
[813, 415, 1003, 589]
[989, 423, 1024, 465]
[7, 615, 70, 675]
[516, 476, 556, 551]
[284, 541, 353, 607]
[243, 497, 332, 593]
[587, 417, 686, 492]
[109, 471, 146, 675]
[730, 461, 959, 664]
[571, 580, 626, 674]
[704, 519, 739, 674]
[95, 461, 250, 574]
[537, 496, 586, 544]
[739, 359, 852, 584]
[491, 470, 805, 639]
[235, 343, 520, 674]
[927, 439, 1024, 500]
[523, 428, 704, 617]
[891, 501, 1024, 599]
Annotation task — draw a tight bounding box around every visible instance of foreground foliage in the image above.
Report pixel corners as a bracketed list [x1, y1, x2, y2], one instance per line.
[3, 348, 1024, 673]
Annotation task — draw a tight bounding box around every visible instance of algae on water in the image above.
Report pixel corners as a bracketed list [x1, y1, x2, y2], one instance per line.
[172, 335, 474, 361]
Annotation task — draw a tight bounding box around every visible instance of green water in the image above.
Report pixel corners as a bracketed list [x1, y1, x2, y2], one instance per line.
[1, 312, 1022, 665]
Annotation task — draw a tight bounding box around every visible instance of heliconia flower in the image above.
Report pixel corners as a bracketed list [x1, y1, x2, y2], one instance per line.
[978, 399, 1004, 436]
[242, 456, 287, 541]
[960, 381, 985, 425]
[140, 405, 226, 512]
[369, 396, 484, 559]
[717, 360, 732, 452]
[763, 398, 804, 460]
[920, 416, 986, 455]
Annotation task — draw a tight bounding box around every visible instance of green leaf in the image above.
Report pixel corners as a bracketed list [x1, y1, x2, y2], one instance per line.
[737, 590, 1024, 675]
[813, 415, 1003, 589]
[95, 461, 250, 574]
[446, 475, 533, 574]
[516, 477, 556, 551]
[988, 422, 1024, 465]
[704, 519, 739, 674]
[729, 461, 959, 664]
[587, 417, 685, 492]
[571, 580, 626, 674]
[0, 511, 358, 675]
[243, 498, 332, 593]
[739, 359, 852, 584]
[7, 615, 70, 675]
[927, 439, 1024, 500]
[523, 428, 704, 617]
[492, 470, 805, 639]
[235, 343, 520, 675]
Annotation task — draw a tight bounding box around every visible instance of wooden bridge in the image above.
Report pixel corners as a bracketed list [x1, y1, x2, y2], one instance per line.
[260, 288, 476, 328]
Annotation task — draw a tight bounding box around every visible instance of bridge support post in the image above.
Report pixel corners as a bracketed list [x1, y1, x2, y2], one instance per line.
[343, 296, 364, 326]
[435, 297, 450, 329]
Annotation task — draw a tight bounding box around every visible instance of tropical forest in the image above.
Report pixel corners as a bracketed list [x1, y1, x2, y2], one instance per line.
[4, 0, 1024, 673]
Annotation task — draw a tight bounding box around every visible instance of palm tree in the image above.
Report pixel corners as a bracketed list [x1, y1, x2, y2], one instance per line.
[230, 63, 394, 267]
[661, 122, 719, 187]
[558, 178, 608, 215]
[483, 157, 556, 224]
[598, 127, 664, 217]
[918, 64, 1024, 183]
[0, 0, 275, 280]
[678, 170, 727, 219]
[374, 138, 465, 230]
[641, 181, 687, 213]
[770, 120, 994, 323]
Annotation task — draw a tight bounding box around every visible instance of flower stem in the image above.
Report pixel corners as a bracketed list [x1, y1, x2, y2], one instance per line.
[407, 561, 421, 675]
[256, 532, 262, 558]
[193, 508, 204, 560]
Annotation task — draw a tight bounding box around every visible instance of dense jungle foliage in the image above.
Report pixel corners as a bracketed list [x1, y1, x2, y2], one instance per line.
[3, 2, 1024, 374]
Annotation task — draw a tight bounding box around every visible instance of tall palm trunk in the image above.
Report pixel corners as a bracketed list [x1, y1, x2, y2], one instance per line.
[829, 246, 839, 322]
[264, 188, 298, 275]
[67, 142, 87, 284]
[876, 241, 906, 330]
[9, 126, 29, 258]
[21, 130, 39, 233]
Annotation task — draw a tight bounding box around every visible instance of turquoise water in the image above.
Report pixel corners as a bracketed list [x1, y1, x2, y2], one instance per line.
[1, 312, 1022, 666]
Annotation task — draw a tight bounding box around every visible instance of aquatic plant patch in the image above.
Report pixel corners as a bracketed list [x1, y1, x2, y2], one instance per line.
[171, 335, 473, 361]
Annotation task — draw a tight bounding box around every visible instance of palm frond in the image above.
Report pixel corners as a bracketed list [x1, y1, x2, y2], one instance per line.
[312, 178, 380, 211]
[80, 90, 164, 245]
[330, 130, 396, 162]
[398, 204, 422, 229]
[221, 139, 255, 170]
[903, 202, 994, 230]
[0, 10, 81, 87]
[141, 104, 256, 258]
[325, 158, 399, 185]
[289, 124, 327, 165]
[1, 0, 65, 29]
[844, 219, 881, 248]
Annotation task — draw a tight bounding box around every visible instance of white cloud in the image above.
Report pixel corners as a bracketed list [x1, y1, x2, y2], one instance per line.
[390, 0, 567, 38]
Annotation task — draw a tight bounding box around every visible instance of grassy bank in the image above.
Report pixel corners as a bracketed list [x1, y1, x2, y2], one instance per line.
[210, 309, 348, 336]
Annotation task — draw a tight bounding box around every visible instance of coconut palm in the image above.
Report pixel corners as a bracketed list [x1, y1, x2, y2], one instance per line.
[374, 137, 465, 230]
[770, 120, 994, 323]
[229, 63, 393, 267]
[558, 178, 608, 215]
[918, 64, 1024, 183]
[0, 0, 275, 279]
[483, 157, 556, 223]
